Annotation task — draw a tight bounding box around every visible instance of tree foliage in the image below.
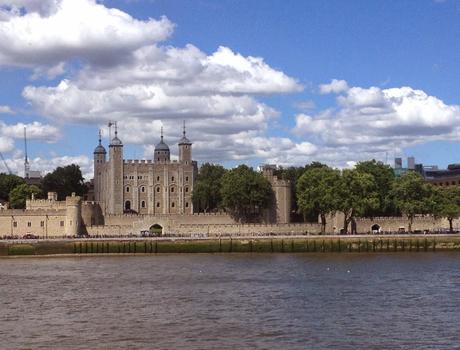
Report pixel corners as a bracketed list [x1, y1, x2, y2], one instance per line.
[41, 164, 87, 200]
[192, 163, 227, 212]
[0, 173, 25, 201]
[9, 184, 41, 209]
[390, 171, 434, 232]
[335, 169, 379, 234]
[296, 165, 340, 233]
[220, 165, 273, 222]
[435, 186, 460, 232]
[355, 159, 396, 216]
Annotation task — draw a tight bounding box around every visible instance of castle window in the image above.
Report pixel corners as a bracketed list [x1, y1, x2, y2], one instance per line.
[70, 220, 72, 226]
[185, 202, 189, 208]
[60, 221, 64, 227]
[156, 187, 160, 193]
[157, 176, 160, 181]
[171, 202, 175, 208]
[171, 187, 174, 193]
[27, 222, 31, 227]
[126, 186, 130, 193]
[157, 158, 160, 161]
[185, 176, 189, 182]
[141, 201, 146, 208]
[156, 202, 160, 208]
[138, 176, 142, 180]
[13, 221, 17, 227]
[141, 186, 145, 193]
[171, 176, 175, 182]
[185, 187, 189, 193]
[40, 221, 44, 227]
[125, 201, 131, 210]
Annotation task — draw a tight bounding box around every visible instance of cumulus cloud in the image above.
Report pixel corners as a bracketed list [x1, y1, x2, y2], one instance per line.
[0, 105, 13, 113]
[3, 152, 92, 178]
[319, 79, 349, 94]
[294, 80, 460, 166]
[0, 0, 173, 70]
[0, 121, 60, 142]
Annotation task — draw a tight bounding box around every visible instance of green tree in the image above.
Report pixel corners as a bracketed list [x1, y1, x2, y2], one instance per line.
[296, 165, 341, 233]
[336, 169, 379, 234]
[9, 184, 42, 209]
[221, 165, 273, 222]
[355, 159, 396, 216]
[192, 163, 227, 212]
[390, 171, 433, 232]
[0, 173, 25, 201]
[41, 164, 87, 200]
[436, 186, 460, 232]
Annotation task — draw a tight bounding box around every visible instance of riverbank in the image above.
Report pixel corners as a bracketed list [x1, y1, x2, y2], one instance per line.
[1, 235, 460, 256]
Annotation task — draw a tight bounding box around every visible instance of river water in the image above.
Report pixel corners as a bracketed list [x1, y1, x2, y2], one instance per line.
[1, 253, 459, 349]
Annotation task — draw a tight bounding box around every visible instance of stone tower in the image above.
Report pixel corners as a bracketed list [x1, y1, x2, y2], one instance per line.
[108, 124, 124, 214]
[93, 130, 106, 202]
[178, 121, 192, 165]
[154, 127, 170, 163]
[262, 165, 291, 224]
[65, 193, 81, 236]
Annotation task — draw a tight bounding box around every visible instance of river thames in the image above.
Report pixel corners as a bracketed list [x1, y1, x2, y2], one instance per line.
[1, 253, 459, 349]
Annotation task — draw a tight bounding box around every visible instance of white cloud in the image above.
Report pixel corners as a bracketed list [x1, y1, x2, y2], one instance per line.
[0, 105, 13, 114]
[319, 79, 349, 94]
[0, 0, 173, 70]
[0, 121, 60, 142]
[0, 136, 14, 152]
[293, 81, 460, 167]
[3, 152, 92, 179]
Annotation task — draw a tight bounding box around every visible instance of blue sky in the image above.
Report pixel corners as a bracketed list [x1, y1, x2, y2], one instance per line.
[0, 0, 459, 178]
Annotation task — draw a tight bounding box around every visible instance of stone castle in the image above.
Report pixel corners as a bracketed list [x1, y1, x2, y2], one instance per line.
[1, 124, 457, 238]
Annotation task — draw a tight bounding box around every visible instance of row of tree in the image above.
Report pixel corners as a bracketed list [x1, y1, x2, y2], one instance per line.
[0, 164, 87, 209]
[193, 160, 460, 232]
[295, 161, 460, 233]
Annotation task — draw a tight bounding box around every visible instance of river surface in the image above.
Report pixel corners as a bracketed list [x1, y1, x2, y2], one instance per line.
[1, 253, 459, 349]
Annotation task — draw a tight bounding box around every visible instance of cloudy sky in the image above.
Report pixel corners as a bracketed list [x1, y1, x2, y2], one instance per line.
[0, 0, 459, 178]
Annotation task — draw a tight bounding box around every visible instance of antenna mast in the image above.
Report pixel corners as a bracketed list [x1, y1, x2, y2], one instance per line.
[24, 126, 30, 178]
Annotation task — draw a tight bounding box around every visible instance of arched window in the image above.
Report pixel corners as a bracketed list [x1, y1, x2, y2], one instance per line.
[125, 201, 131, 210]
[185, 176, 189, 182]
[141, 186, 145, 193]
[171, 202, 175, 208]
[171, 187, 175, 193]
[156, 187, 160, 193]
[185, 202, 189, 208]
[141, 200, 146, 208]
[156, 202, 160, 208]
[157, 176, 160, 181]
[171, 176, 175, 182]
[185, 187, 189, 193]
[126, 186, 130, 193]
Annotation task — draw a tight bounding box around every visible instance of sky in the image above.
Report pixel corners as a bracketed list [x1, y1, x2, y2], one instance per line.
[0, 0, 459, 179]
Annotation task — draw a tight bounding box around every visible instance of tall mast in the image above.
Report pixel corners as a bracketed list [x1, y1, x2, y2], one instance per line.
[24, 126, 30, 178]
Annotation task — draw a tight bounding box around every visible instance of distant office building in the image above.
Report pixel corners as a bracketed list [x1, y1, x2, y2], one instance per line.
[407, 157, 415, 170]
[394, 158, 402, 169]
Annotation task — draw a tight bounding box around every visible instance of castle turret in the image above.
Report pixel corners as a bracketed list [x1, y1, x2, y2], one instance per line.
[93, 130, 106, 202]
[262, 165, 291, 224]
[154, 127, 170, 163]
[65, 192, 81, 236]
[178, 121, 192, 165]
[109, 123, 124, 214]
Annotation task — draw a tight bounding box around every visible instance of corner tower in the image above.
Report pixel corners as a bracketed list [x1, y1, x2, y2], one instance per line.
[93, 130, 106, 202]
[108, 124, 124, 214]
[178, 121, 192, 165]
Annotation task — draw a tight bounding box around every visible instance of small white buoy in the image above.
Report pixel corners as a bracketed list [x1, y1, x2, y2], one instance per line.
[326, 267, 330, 271]
[347, 270, 350, 273]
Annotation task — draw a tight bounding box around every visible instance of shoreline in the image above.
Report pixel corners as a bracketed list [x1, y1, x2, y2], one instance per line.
[1, 235, 460, 256]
